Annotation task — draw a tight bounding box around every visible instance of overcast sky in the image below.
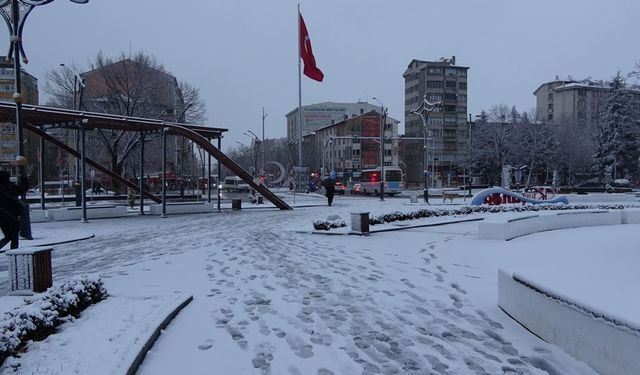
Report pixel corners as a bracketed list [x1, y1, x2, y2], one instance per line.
[10, 0, 640, 151]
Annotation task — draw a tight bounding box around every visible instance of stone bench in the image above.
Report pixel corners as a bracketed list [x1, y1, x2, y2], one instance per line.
[47, 205, 127, 221]
[29, 209, 48, 223]
[478, 210, 622, 240]
[148, 202, 215, 215]
[499, 269, 640, 375]
[621, 208, 640, 224]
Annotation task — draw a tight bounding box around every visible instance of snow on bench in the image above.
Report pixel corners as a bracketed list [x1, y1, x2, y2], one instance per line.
[499, 269, 640, 375]
[148, 202, 215, 215]
[478, 210, 622, 240]
[47, 205, 127, 221]
[621, 208, 640, 224]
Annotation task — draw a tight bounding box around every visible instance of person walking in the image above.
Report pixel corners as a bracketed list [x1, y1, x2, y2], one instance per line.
[127, 187, 135, 209]
[322, 175, 336, 207]
[0, 171, 21, 250]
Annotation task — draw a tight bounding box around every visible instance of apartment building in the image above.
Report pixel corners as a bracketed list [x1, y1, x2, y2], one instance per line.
[534, 77, 640, 126]
[286, 101, 381, 144]
[303, 110, 400, 180]
[402, 56, 469, 186]
[0, 57, 39, 177]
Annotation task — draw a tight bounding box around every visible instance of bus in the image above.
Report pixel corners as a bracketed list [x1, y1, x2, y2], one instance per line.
[360, 167, 403, 196]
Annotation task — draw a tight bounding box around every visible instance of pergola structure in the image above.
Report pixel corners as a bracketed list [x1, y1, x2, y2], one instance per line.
[0, 102, 292, 219]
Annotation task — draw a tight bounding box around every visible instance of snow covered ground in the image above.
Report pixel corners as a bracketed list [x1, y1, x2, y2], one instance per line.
[0, 191, 636, 374]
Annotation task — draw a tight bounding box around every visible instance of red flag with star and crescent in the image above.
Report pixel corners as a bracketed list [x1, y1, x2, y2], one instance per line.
[299, 12, 324, 82]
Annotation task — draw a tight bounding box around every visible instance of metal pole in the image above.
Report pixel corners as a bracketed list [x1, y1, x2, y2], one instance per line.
[217, 137, 221, 212]
[423, 117, 429, 204]
[262, 107, 267, 174]
[80, 122, 87, 222]
[207, 140, 211, 203]
[379, 107, 385, 201]
[39, 136, 44, 210]
[468, 114, 472, 198]
[11, 0, 25, 185]
[161, 128, 167, 217]
[297, 4, 303, 168]
[139, 132, 145, 215]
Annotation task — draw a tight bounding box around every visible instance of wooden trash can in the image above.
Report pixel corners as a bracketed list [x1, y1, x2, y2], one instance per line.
[232, 198, 242, 210]
[6, 247, 53, 294]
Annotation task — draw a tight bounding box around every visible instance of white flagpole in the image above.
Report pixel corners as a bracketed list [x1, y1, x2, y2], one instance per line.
[297, 4, 303, 168]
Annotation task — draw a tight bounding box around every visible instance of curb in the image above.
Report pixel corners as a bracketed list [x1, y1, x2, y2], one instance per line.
[126, 295, 193, 375]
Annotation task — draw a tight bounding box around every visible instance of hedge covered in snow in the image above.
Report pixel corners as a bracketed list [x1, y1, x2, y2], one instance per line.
[0, 276, 108, 364]
[313, 215, 347, 231]
[368, 203, 631, 226]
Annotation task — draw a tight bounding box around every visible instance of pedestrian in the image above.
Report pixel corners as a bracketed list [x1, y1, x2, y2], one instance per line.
[322, 175, 336, 207]
[0, 171, 21, 250]
[127, 187, 135, 209]
[17, 176, 32, 240]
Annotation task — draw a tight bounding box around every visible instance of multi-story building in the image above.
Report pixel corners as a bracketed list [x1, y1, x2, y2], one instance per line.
[302, 110, 400, 181]
[402, 56, 469, 187]
[286, 101, 381, 145]
[534, 78, 640, 127]
[0, 57, 39, 178]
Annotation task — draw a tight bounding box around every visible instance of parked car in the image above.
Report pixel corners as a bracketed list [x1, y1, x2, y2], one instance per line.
[223, 176, 250, 192]
[349, 183, 362, 195]
[335, 181, 347, 195]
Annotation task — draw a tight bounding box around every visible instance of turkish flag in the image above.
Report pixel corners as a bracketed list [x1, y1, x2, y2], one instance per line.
[299, 12, 324, 82]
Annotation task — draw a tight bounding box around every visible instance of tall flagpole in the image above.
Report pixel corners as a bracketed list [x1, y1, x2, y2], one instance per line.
[297, 3, 303, 168]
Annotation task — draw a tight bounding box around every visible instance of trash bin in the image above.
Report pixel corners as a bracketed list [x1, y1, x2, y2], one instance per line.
[6, 247, 53, 294]
[410, 195, 418, 203]
[232, 198, 242, 210]
[74, 183, 82, 206]
[257, 196, 264, 204]
[350, 212, 370, 234]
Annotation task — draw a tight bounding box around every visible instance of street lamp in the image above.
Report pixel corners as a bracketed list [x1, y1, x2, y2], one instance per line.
[262, 107, 268, 175]
[410, 95, 440, 204]
[372, 97, 387, 201]
[59, 63, 85, 110]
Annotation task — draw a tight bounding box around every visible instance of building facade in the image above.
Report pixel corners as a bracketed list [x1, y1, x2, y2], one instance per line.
[302, 110, 400, 181]
[0, 57, 39, 179]
[402, 57, 469, 187]
[534, 78, 640, 126]
[286, 101, 381, 146]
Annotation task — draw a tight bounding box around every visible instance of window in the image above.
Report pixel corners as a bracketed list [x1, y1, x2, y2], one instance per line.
[444, 105, 457, 113]
[427, 67, 442, 75]
[445, 68, 458, 77]
[427, 93, 442, 102]
[548, 114, 553, 121]
[548, 93, 554, 100]
[578, 89, 586, 97]
[426, 81, 444, 88]
[459, 70, 467, 77]
[459, 82, 467, 90]
[445, 81, 457, 88]
[444, 93, 457, 101]
[458, 106, 467, 113]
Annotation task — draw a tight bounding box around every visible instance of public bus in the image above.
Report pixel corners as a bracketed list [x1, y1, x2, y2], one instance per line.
[359, 166, 403, 196]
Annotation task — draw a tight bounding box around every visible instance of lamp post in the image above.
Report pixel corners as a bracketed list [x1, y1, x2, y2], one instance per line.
[410, 95, 440, 204]
[262, 107, 267, 175]
[0, 0, 88, 182]
[372, 97, 386, 201]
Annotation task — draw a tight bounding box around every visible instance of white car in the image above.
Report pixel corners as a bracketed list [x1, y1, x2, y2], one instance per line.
[223, 176, 250, 192]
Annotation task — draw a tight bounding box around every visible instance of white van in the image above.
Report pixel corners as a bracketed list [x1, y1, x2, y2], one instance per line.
[223, 176, 250, 192]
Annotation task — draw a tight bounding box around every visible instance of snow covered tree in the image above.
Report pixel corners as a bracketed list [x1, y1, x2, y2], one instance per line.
[592, 72, 637, 183]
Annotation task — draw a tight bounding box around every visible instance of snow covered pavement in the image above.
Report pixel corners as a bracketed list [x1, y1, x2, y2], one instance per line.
[0, 195, 622, 374]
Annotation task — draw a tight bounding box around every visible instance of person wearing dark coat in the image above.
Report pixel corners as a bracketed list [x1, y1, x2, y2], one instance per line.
[0, 171, 21, 250]
[322, 177, 335, 206]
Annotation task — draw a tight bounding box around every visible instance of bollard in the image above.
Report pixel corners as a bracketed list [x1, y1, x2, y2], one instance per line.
[410, 195, 418, 203]
[350, 212, 370, 234]
[257, 196, 264, 204]
[6, 247, 53, 294]
[232, 198, 242, 210]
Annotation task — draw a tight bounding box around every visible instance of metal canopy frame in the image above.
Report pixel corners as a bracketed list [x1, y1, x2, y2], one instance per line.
[0, 102, 293, 211]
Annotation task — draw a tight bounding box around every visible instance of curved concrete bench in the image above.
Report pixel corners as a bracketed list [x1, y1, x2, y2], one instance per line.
[478, 210, 622, 240]
[148, 202, 214, 215]
[47, 206, 127, 221]
[499, 269, 640, 375]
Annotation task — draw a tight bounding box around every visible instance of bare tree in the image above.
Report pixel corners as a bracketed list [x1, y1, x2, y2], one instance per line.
[44, 51, 207, 188]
